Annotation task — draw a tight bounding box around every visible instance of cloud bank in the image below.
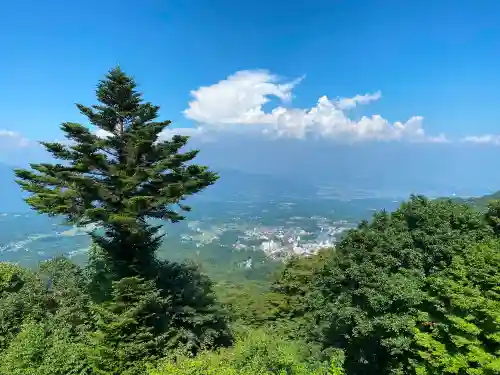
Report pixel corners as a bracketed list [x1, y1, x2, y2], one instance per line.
[181, 70, 447, 143]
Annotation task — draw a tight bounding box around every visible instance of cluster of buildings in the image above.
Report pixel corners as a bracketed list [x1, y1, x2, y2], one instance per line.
[178, 216, 354, 261]
[252, 224, 348, 259]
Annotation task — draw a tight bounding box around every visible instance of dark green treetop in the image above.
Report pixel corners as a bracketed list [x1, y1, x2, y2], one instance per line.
[15, 67, 218, 277]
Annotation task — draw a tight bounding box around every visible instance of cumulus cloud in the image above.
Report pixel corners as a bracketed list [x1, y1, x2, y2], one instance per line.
[184, 70, 301, 126]
[182, 70, 442, 142]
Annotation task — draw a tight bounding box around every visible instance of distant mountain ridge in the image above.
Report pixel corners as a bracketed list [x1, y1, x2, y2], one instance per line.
[0, 163, 321, 212]
[5, 159, 500, 215]
[451, 190, 500, 211]
[196, 168, 318, 202]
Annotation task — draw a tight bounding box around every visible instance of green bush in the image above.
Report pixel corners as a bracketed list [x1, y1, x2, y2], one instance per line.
[149, 329, 343, 375]
[0, 320, 90, 375]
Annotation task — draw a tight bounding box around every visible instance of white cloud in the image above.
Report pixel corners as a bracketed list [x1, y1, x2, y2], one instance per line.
[184, 70, 301, 127]
[462, 135, 500, 145]
[335, 91, 382, 110]
[182, 70, 441, 142]
[94, 128, 113, 139]
[427, 133, 450, 143]
[157, 126, 206, 140]
[0, 130, 31, 147]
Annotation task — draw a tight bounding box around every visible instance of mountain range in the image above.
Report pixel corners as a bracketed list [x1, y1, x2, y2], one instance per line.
[3, 158, 500, 214]
[0, 163, 323, 213]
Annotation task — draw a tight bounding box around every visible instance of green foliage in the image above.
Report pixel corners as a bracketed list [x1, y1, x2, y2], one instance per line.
[0, 263, 50, 350]
[0, 320, 91, 375]
[85, 243, 121, 302]
[87, 277, 168, 374]
[37, 256, 95, 336]
[0, 263, 24, 293]
[7, 68, 232, 373]
[4, 191, 500, 374]
[153, 260, 233, 353]
[0, 320, 47, 375]
[271, 248, 333, 321]
[149, 329, 341, 375]
[88, 254, 233, 372]
[14, 67, 218, 279]
[85, 267, 233, 373]
[0, 256, 232, 374]
[411, 241, 500, 374]
[7, 66, 500, 374]
[215, 280, 286, 329]
[272, 196, 495, 374]
[0, 258, 94, 374]
[484, 200, 500, 236]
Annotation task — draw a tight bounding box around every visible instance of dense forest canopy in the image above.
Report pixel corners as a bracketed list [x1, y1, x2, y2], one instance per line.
[1, 68, 499, 374]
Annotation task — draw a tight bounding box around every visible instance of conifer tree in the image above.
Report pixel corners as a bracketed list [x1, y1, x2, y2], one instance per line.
[15, 67, 218, 279]
[88, 277, 168, 375]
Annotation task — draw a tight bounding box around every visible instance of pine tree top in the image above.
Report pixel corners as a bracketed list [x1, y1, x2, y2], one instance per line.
[14, 67, 219, 275]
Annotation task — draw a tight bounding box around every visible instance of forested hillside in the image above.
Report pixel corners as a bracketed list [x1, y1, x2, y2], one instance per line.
[1, 68, 500, 374]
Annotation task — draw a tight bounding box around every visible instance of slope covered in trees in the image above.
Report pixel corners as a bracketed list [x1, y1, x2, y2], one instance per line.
[1, 68, 500, 374]
[269, 196, 500, 374]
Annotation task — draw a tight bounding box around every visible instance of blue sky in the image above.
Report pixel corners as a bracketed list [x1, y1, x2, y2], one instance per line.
[2, 0, 500, 194]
